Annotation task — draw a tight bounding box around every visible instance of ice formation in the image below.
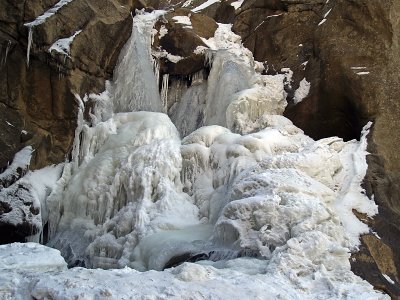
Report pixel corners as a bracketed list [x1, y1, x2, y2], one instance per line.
[48, 30, 82, 57]
[110, 11, 164, 113]
[25, 0, 74, 66]
[0, 146, 32, 187]
[0, 9, 388, 300]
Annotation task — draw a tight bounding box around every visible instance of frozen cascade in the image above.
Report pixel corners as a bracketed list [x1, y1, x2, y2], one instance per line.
[110, 11, 164, 113]
[169, 80, 208, 137]
[203, 51, 252, 127]
[168, 24, 288, 136]
[6, 10, 387, 299]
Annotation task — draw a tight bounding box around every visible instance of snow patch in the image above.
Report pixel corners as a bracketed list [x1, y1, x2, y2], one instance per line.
[24, 0, 75, 65]
[24, 0, 74, 28]
[335, 122, 378, 248]
[0, 243, 67, 272]
[0, 146, 32, 186]
[324, 8, 333, 18]
[294, 78, 311, 104]
[382, 274, 395, 285]
[192, 0, 221, 12]
[172, 16, 193, 29]
[49, 30, 82, 57]
[158, 25, 168, 38]
[231, 0, 244, 10]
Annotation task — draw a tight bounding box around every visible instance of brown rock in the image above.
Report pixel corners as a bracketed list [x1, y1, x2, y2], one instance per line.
[154, 8, 217, 75]
[0, 0, 140, 170]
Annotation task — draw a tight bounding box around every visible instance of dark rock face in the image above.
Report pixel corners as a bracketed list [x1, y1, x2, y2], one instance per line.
[153, 8, 218, 75]
[0, 0, 138, 170]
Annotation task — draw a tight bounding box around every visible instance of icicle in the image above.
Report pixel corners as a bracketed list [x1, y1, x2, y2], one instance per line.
[1, 40, 11, 66]
[71, 94, 85, 171]
[153, 58, 160, 88]
[27, 27, 33, 67]
[191, 70, 204, 85]
[161, 74, 169, 113]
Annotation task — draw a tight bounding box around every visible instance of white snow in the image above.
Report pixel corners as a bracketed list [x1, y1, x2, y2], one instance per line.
[253, 14, 283, 32]
[317, 8, 332, 27]
[382, 274, 395, 285]
[49, 30, 81, 57]
[231, 0, 244, 10]
[0, 146, 32, 185]
[25, 0, 75, 66]
[0, 243, 66, 271]
[183, 0, 193, 8]
[357, 72, 370, 75]
[24, 0, 74, 28]
[334, 122, 378, 247]
[192, 0, 221, 12]
[158, 25, 168, 38]
[21, 164, 64, 229]
[172, 16, 193, 29]
[293, 78, 311, 104]
[324, 8, 333, 18]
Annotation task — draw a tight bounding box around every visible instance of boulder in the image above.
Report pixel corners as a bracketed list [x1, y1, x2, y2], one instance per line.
[153, 8, 217, 75]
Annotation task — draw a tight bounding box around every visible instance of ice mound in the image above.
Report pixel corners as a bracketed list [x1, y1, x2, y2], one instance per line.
[47, 112, 200, 269]
[0, 242, 67, 272]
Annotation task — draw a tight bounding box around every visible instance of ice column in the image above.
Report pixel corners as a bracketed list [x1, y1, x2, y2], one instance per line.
[161, 74, 169, 113]
[110, 11, 164, 113]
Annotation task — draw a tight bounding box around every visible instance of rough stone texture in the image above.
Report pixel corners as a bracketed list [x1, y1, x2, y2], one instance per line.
[154, 8, 218, 75]
[0, 0, 140, 171]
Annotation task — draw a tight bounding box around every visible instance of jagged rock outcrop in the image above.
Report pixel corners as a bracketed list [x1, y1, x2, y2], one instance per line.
[153, 8, 218, 75]
[0, 0, 142, 171]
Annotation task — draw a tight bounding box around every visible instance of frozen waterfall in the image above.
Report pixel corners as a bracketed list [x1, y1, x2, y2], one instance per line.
[110, 11, 164, 113]
[5, 9, 387, 300]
